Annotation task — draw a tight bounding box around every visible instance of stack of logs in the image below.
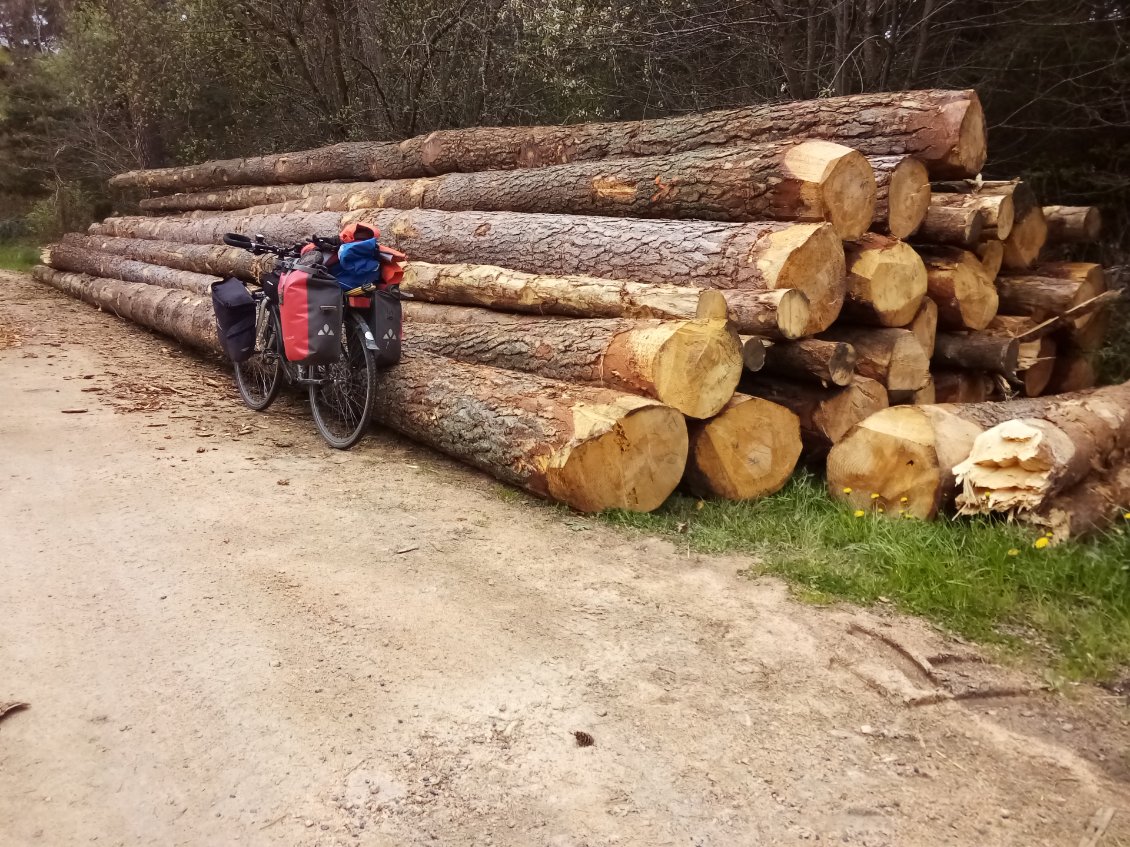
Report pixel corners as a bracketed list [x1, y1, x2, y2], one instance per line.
[31, 88, 1127, 536]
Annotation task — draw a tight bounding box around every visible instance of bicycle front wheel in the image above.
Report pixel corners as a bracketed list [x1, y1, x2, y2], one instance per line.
[234, 305, 283, 411]
[308, 312, 377, 449]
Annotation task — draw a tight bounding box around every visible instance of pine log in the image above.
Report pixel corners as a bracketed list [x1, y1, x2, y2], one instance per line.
[1046, 351, 1098, 394]
[401, 309, 741, 419]
[91, 209, 847, 335]
[996, 263, 1106, 323]
[1023, 337, 1057, 397]
[1031, 461, 1130, 540]
[761, 338, 856, 386]
[191, 141, 878, 239]
[60, 233, 262, 280]
[927, 192, 1015, 240]
[1068, 308, 1110, 352]
[888, 377, 936, 406]
[916, 202, 985, 247]
[1002, 206, 1048, 270]
[922, 249, 998, 330]
[906, 298, 938, 358]
[31, 265, 685, 512]
[1043, 205, 1101, 244]
[741, 375, 888, 452]
[932, 180, 1038, 218]
[932, 332, 1020, 376]
[932, 369, 996, 403]
[869, 156, 931, 239]
[684, 394, 802, 500]
[140, 182, 365, 213]
[976, 240, 1004, 279]
[841, 234, 927, 327]
[739, 335, 768, 373]
[42, 244, 218, 296]
[110, 90, 986, 192]
[32, 266, 220, 353]
[818, 327, 930, 390]
[953, 382, 1130, 516]
[827, 381, 1130, 520]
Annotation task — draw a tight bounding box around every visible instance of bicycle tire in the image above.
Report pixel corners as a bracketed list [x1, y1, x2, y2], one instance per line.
[308, 312, 377, 450]
[234, 305, 283, 411]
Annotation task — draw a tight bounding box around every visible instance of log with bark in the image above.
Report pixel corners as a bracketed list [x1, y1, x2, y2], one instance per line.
[1045, 351, 1098, 394]
[1031, 461, 1130, 540]
[1002, 206, 1048, 270]
[995, 263, 1106, 323]
[60, 233, 263, 280]
[140, 181, 365, 213]
[818, 326, 931, 390]
[761, 338, 856, 386]
[932, 179, 1037, 218]
[741, 375, 888, 452]
[1043, 205, 1101, 244]
[91, 209, 847, 335]
[921, 249, 998, 330]
[684, 394, 802, 500]
[840, 234, 927, 327]
[739, 335, 768, 373]
[932, 369, 996, 403]
[983, 315, 1055, 396]
[905, 298, 938, 358]
[42, 244, 218, 296]
[926, 192, 1015, 240]
[181, 141, 878, 239]
[976, 240, 1004, 279]
[869, 155, 931, 239]
[915, 201, 985, 247]
[888, 377, 936, 406]
[931, 331, 1020, 376]
[31, 265, 686, 512]
[401, 307, 742, 419]
[826, 381, 1130, 521]
[110, 89, 987, 192]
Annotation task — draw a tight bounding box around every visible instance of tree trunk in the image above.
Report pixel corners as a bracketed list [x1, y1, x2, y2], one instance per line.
[761, 338, 856, 386]
[906, 298, 938, 358]
[1046, 352, 1097, 394]
[684, 394, 802, 500]
[184, 141, 878, 239]
[915, 202, 985, 247]
[932, 369, 995, 403]
[1022, 337, 1057, 397]
[1043, 206, 1101, 244]
[869, 155, 930, 239]
[932, 179, 1037, 218]
[1031, 461, 1130, 540]
[840, 234, 927, 327]
[976, 239, 1004, 279]
[739, 335, 768, 373]
[31, 265, 686, 513]
[889, 377, 936, 406]
[139, 181, 368, 213]
[721, 290, 811, 340]
[741, 375, 888, 452]
[827, 381, 1130, 520]
[818, 326, 930, 390]
[402, 308, 741, 419]
[91, 209, 847, 335]
[996, 263, 1105, 323]
[927, 192, 1014, 239]
[43, 244, 218, 296]
[931, 331, 1019, 376]
[1002, 206, 1048, 270]
[110, 89, 986, 192]
[60, 233, 262, 280]
[922, 249, 998, 330]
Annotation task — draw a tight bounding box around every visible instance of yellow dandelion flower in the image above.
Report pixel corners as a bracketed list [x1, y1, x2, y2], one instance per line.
[870, 493, 881, 500]
[1045, 532, 1054, 538]
[1124, 512, 1130, 520]
[842, 487, 853, 494]
[878, 506, 886, 514]
[854, 510, 865, 518]
[1034, 537, 1050, 550]
[899, 496, 908, 503]
[1007, 548, 1020, 557]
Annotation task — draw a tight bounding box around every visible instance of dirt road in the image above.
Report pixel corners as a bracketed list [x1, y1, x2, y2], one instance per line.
[1, 269, 1128, 846]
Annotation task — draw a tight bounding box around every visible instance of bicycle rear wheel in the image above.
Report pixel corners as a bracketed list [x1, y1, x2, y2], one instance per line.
[234, 304, 283, 411]
[308, 312, 377, 449]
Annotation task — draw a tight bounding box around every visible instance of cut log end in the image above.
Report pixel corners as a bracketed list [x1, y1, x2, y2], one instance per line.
[844, 235, 928, 327]
[547, 402, 688, 513]
[953, 419, 1074, 516]
[684, 394, 802, 501]
[947, 95, 989, 178]
[768, 223, 846, 334]
[1043, 205, 1101, 243]
[721, 288, 811, 340]
[635, 320, 743, 419]
[783, 141, 876, 240]
[739, 335, 768, 373]
[1003, 206, 1048, 270]
[884, 158, 931, 239]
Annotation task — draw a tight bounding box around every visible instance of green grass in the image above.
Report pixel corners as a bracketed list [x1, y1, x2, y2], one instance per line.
[602, 473, 1130, 681]
[0, 240, 40, 271]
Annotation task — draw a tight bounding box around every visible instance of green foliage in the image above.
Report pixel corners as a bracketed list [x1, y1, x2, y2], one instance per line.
[0, 240, 40, 271]
[603, 473, 1130, 680]
[23, 179, 95, 239]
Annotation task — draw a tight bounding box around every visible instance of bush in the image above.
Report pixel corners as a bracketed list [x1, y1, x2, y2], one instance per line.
[24, 180, 95, 240]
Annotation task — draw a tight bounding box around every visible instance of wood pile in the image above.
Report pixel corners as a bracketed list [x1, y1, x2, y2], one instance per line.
[34, 88, 1126, 535]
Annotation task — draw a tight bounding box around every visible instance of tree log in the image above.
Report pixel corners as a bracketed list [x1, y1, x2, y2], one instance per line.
[818, 326, 930, 390]
[1022, 337, 1057, 397]
[996, 263, 1106, 323]
[60, 233, 263, 280]
[1046, 352, 1097, 394]
[927, 192, 1014, 240]
[922, 249, 998, 330]
[43, 244, 218, 296]
[932, 369, 996, 404]
[741, 375, 888, 452]
[401, 309, 741, 419]
[906, 298, 938, 358]
[190, 141, 878, 239]
[761, 338, 856, 386]
[827, 381, 1130, 520]
[1031, 461, 1130, 540]
[976, 240, 1004, 279]
[684, 394, 802, 500]
[139, 181, 365, 213]
[110, 89, 986, 192]
[739, 336, 768, 373]
[91, 209, 847, 335]
[1002, 206, 1048, 270]
[932, 332, 1020, 376]
[916, 202, 985, 247]
[841, 234, 927, 327]
[869, 155, 931, 239]
[932, 180, 1038, 219]
[1043, 206, 1101, 244]
[889, 377, 936, 406]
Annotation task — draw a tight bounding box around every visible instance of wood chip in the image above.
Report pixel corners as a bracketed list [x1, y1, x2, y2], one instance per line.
[395, 545, 419, 555]
[0, 701, 29, 723]
[60, 409, 88, 414]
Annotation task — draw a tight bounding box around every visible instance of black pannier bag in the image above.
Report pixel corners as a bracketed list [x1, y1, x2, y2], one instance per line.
[279, 266, 344, 365]
[210, 277, 257, 362]
[370, 288, 403, 367]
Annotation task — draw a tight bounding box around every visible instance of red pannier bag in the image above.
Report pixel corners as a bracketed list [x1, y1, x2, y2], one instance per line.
[278, 266, 343, 365]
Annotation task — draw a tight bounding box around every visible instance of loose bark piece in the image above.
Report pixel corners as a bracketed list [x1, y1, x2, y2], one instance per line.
[818, 326, 930, 390]
[762, 338, 856, 386]
[43, 244, 218, 296]
[932, 369, 996, 403]
[110, 89, 986, 192]
[1002, 206, 1048, 270]
[742, 375, 888, 451]
[916, 202, 985, 247]
[922, 249, 998, 330]
[932, 332, 1020, 376]
[928, 192, 1015, 240]
[684, 394, 802, 500]
[869, 156, 931, 239]
[91, 209, 846, 335]
[827, 381, 1130, 520]
[739, 335, 768, 373]
[906, 298, 938, 358]
[841, 234, 927, 327]
[402, 308, 741, 419]
[198, 141, 878, 239]
[60, 233, 266, 280]
[1042, 205, 1101, 244]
